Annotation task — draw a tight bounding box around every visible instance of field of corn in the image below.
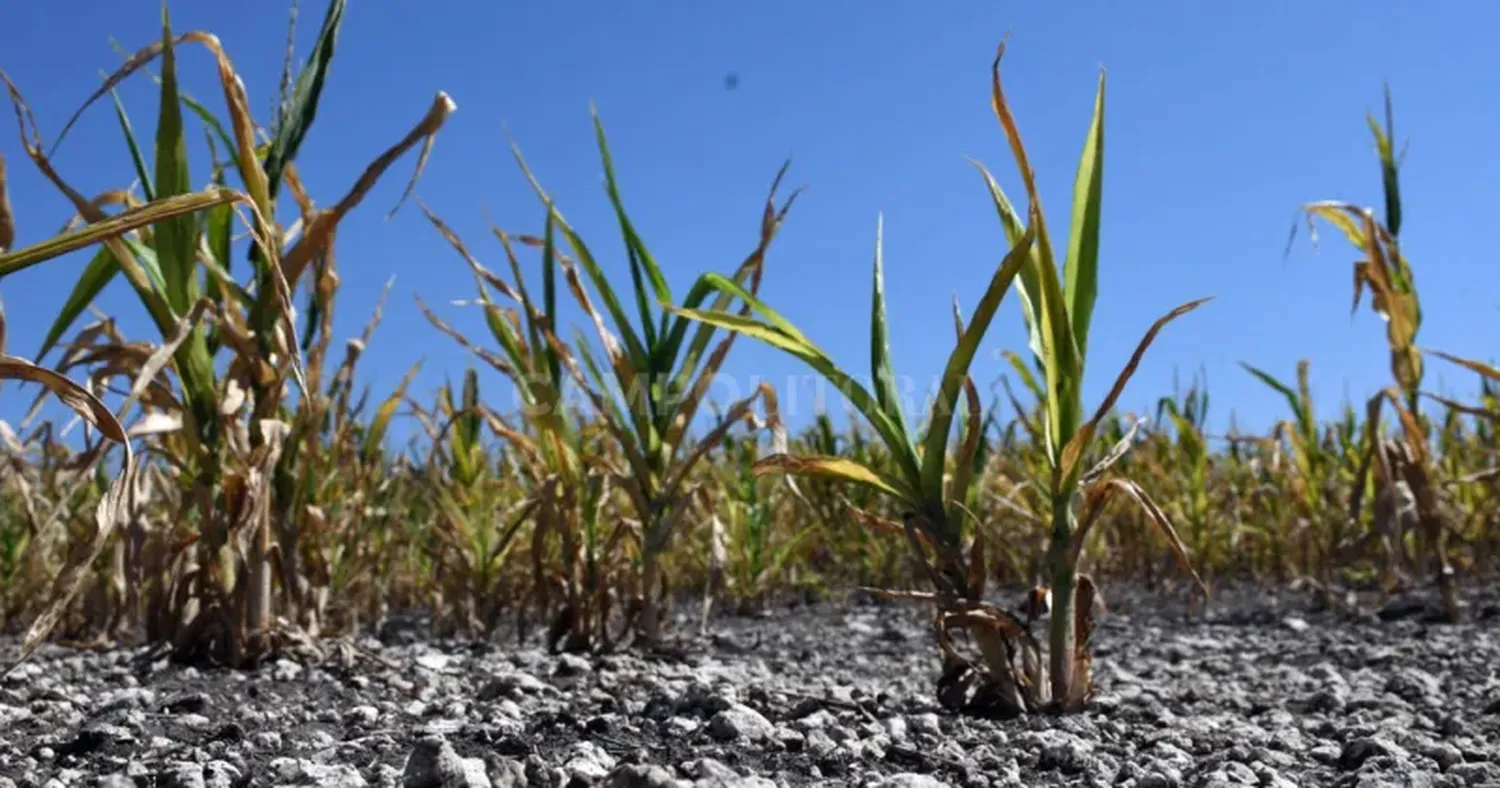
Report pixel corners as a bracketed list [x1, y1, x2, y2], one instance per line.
[1, 4, 1498, 787]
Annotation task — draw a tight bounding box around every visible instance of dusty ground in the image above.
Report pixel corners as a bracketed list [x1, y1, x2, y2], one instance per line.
[2, 582, 1498, 787]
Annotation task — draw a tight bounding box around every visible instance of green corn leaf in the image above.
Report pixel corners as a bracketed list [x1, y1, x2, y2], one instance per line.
[659, 251, 765, 420]
[179, 93, 240, 175]
[1000, 349, 1045, 405]
[459, 367, 482, 455]
[1033, 238, 1079, 475]
[869, 213, 910, 439]
[148, 13, 218, 452]
[487, 227, 545, 374]
[566, 216, 651, 372]
[262, 0, 345, 201]
[972, 162, 1045, 366]
[984, 50, 1083, 475]
[592, 109, 671, 345]
[482, 303, 530, 382]
[657, 162, 795, 398]
[152, 6, 197, 314]
[541, 213, 561, 386]
[99, 37, 239, 173]
[36, 247, 121, 362]
[121, 236, 169, 295]
[108, 87, 153, 202]
[570, 325, 646, 462]
[363, 360, 422, 462]
[1368, 82, 1401, 238]
[508, 141, 650, 370]
[1062, 72, 1105, 364]
[668, 302, 921, 489]
[918, 219, 1035, 513]
[202, 183, 234, 304]
[1239, 362, 1308, 434]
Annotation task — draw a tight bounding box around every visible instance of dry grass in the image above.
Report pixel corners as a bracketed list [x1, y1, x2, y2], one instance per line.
[1, 6, 1497, 715]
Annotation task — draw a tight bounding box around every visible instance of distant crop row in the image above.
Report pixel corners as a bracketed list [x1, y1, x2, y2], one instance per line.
[1, 4, 1496, 716]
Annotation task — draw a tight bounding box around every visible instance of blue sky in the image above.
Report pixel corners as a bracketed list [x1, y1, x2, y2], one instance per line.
[2, 2, 1497, 449]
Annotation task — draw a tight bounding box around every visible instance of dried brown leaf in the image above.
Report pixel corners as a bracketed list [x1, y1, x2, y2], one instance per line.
[1068, 476, 1206, 596]
[1, 354, 133, 673]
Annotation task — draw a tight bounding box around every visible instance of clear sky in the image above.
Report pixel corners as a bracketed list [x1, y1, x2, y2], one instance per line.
[2, 2, 1497, 449]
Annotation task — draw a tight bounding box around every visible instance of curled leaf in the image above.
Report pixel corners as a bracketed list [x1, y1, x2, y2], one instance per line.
[0, 354, 133, 673]
[1067, 476, 1206, 597]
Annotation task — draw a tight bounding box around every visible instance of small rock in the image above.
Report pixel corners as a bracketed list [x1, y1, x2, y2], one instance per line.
[1339, 737, 1408, 771]
[348, 705, 380, 727]
[683, 758, 738, 781]
[1413, 741, 1463, 770]
[1310, 744, 1342, 764]
[665, 716, 699, 737]
[907, 713, 942, 738]
[604, 764, 681, 788]
[706, 704, 775, 744]
[555, 654, 592, 677]
[1303, 688, 1347, 714]
[881, 717, 908, 741]
[479, 673, 549, 701]
[161, 763, 206, 788]
[1385, 668, 1443, 706]
[416, 653, 453, 672]
[1449, 762, 1499, 784]
[1021, 730, 1094, 775]
[270, 758, 368, 787]
[164, 693, 210, 714]
[564, 740, 617, 783]
[1223, 762, 1258, 785]
[404, 735, 483, 788]
[1135, 772, 1181, 788]
[305, 763, 369, 788]
[271, 659, 302, 681]
[484, 754, 528, 788]
[204, 761, 242, 788]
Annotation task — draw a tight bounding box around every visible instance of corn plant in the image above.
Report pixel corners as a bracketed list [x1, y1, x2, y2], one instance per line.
[416, 204, 642, 652]
[398, 373, 518, 636]
[1238, 360, 1345, 590]
[1151, 373, 1216, 577]
[707, 430, 815, 613]
[0, 1, 456, 664]
[672, 43, 1209, 714]
[1292, 85, 1460, 620]
[499, 112, 798, 645]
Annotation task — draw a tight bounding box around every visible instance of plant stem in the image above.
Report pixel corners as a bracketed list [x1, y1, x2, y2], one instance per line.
[1047, 498, 1077, 707]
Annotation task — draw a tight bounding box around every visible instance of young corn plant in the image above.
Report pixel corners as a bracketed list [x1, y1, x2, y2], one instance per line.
[1292, 85, 1459, 621]
[416, 204, 637, 653]
[709, 429, 814, 614]
[672, 43, 1209, 714]
[778, 412, 902, 588]
[1152, 374, 1214, 578]
[505, 112, 798, 645]
[1238, 360, 1342, 591]
[0, 1, 456, 664]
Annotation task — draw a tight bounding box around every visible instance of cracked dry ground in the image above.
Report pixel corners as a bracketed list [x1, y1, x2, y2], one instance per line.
[2, 584, 1498, 787]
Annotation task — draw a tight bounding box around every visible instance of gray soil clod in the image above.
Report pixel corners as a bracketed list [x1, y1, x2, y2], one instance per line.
[1, 584, 1498, 787]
